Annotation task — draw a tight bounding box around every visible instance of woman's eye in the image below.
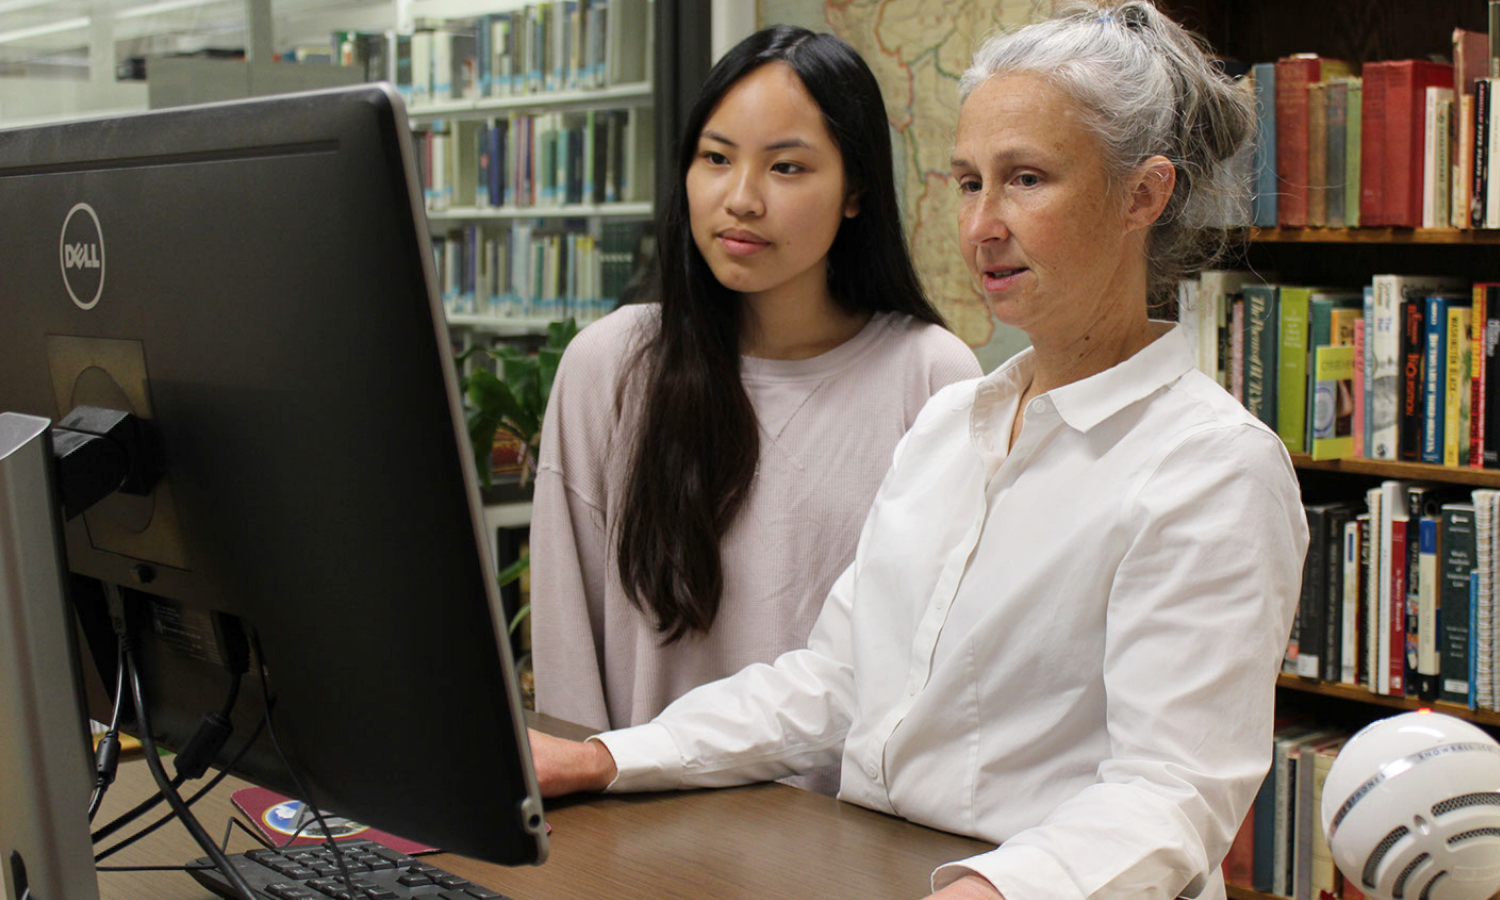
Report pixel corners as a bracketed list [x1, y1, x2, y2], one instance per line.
[702, 151, 729, 165]
[771, 162, 804, 175]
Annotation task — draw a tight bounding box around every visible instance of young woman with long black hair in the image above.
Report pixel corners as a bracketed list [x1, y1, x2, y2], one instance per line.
[529, 26, 980, 741]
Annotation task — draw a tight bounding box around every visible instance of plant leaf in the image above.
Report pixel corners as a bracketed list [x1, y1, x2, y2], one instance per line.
[497, 553, 529, 588]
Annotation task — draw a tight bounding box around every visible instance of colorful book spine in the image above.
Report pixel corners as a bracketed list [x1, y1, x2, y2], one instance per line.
[1244, 283, 1280, 430]
[1440, 503, 1477, 706]
[1421, 294, 1451, 464]
[1253, 62, 1279, 227]
[1279, 286, 1314, 452]
[1447, 304, 1473, 466]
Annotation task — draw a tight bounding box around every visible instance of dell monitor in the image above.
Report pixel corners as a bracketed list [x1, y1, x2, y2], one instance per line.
[0, 84, 548, 899]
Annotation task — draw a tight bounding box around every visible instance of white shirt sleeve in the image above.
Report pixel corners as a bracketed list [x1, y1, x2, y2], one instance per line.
[933, 424, 1307, 900]
[597, 555, 861, 791]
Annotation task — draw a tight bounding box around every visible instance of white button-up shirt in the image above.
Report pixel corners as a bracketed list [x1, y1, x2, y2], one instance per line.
[597, 324, 1308, 900]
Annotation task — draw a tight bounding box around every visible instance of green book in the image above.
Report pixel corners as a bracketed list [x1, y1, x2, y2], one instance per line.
[1243, 283, 1280, 431]
[1346, 79, 1362, 227]
[1278, 286, 1316, 452]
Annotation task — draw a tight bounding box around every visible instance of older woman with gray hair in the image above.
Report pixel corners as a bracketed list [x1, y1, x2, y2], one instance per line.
[528, 3, 1309, 898]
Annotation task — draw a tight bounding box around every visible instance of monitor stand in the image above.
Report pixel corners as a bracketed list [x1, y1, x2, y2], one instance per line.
[0, 412, 102, 900]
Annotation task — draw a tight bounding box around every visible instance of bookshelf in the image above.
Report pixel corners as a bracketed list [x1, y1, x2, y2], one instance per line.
[1163, 2, 1500, 898]
[351, 0, 661, 331]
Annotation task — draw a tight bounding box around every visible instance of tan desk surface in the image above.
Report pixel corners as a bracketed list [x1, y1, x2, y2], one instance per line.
[94, 714, 988, 900]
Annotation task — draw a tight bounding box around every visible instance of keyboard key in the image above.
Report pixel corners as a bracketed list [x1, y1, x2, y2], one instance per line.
[463, 889, 505, 900]
[396, 873, 433, 887]
[435, 874, 470, 888]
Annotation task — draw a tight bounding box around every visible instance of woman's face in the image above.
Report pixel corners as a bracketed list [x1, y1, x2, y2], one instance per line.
[951, 72, 1143, 346]
[686, 61, 857, 303]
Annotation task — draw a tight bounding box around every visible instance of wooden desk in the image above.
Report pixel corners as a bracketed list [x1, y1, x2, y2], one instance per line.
[94, 715, 988, 900]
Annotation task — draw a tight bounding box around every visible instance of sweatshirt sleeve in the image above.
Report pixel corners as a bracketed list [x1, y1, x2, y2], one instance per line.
[529, 312, 636, 732]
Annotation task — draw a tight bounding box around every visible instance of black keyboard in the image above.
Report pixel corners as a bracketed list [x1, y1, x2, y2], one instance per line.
[187, 838, 516, 900]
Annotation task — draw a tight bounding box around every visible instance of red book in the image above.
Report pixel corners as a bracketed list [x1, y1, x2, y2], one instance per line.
[1390, 517, 1407, 696]
[1276, 57, 1324, 227]
[1222, 804, 1255, 887]
[1361, 62, 1390, 225]
[1384, 60, 1457, 227]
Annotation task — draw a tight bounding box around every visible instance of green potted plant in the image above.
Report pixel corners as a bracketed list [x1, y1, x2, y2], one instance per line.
[458, 318, 579, 709]
[459, 318, 579, 491]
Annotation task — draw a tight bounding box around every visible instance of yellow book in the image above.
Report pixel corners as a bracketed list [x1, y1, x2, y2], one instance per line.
[1446, 306, 1474, 467]
[1311, 344, 1357, 460]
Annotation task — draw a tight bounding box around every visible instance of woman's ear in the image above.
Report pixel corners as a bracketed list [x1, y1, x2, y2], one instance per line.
[844, 187, 862, 218]
[1125, 156, 1176, 230]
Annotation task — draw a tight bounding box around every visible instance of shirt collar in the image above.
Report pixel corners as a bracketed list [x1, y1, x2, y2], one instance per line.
[971, 322, 1194, 446]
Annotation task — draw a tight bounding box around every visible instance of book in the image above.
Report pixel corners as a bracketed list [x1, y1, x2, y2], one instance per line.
[1326, 78, 1350, 228]
[1441, 502, 1478, 706]
[1400, 296, 1427, 461]
[1253, 62, 1279, 228]
[1346, 78, 1363, 228]
[1415, 515, 1441, 699]
[1198, 270, 1259, 388]
[1308, 82, 1330, 227]
[1422, 87, 1454, 229]
[1472, 283, 1494, 467]
[1244, 283, 1280, 430]
[1342, 515, 1367, 685]
[1278, 286, 1317, 452]
[1384, 60, 1457, 227]
[1276, 56, 1353, 228]
[1482, 285, 1500, 468]
[1307, 292, 1363, 450]
[1420, 294, 1467, 464]
[1361, 61, 1391, 226]
[1475, 78, 1493, 228]
[1447, 303, 1475, 466]
[1378, 480, 1412, 695]
[1311, 345, 1357, 460]
[1370, 276, 1469, 461]
[1353, 314, 1367, 457]
[1306, 735, 1349, 900]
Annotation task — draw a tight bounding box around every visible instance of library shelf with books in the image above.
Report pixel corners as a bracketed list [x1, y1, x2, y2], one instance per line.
[1157, 4, 1500, 897]
[428, 200, 652, 221]
[1251, 227, 1500, 245]
[358, 0, 660, 330]
[407, 80, 653, 123]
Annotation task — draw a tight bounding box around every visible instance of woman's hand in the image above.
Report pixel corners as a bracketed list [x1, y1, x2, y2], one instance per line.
[528, 728, 619, 797]
[925, 875, 1004, 900]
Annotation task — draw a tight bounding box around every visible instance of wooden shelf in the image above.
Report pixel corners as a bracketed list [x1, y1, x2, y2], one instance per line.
[445, 314, 554, 334]
[1249, 227, 1500, 245]
[426, 201, 652, 222]
[407, 82, 653, 123]
[1276, 675, 1500, 728]
[1225, 886, 1280, 900]
[1289, 453, 1500, 487]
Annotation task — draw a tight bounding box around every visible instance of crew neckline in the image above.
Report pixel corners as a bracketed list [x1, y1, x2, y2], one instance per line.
[739, 312, 897, 382]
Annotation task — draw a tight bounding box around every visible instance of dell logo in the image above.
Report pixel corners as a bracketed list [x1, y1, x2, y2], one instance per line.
[59, 202, 105, 310]
[64, 242, 101, 270]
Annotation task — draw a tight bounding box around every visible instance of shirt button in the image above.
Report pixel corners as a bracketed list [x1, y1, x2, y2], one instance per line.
[866, 763, 879, 780]
[1029, 399, 1046, 413]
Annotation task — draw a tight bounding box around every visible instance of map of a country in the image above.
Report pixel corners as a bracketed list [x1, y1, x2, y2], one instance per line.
[820, 0, 1047, 350]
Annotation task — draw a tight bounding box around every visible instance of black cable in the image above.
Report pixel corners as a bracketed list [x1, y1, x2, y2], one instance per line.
[224, 816, 274, 852]
[86, 637, 129, 822]
[252, 634, 356, 890]
[123, 648, 258, 900]
[93, 714, 265, 862]
[93, 658, 243, 843]
[91, 771, 187, 844]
